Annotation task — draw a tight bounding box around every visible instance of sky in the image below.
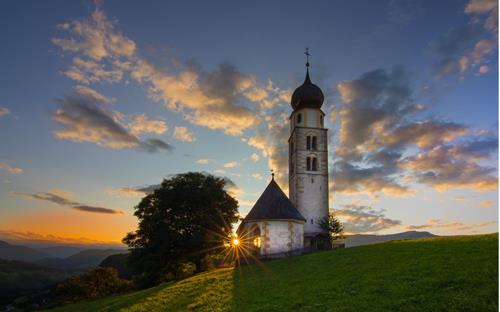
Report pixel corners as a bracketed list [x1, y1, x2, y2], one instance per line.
[0, 0, 498, 245]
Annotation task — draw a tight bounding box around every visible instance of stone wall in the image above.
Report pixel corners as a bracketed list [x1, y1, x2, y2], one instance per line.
[241, 221, 304, 258]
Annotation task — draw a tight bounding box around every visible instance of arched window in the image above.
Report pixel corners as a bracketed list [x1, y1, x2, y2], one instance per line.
[306, 156, 318, 171]
[297, 113, 302, 124]
[307, 135, 317, 150]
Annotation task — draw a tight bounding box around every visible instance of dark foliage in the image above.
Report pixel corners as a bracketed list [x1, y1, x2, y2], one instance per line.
[99, 253, 134, 279]
[319, 212, 345, 241]
[0, 259, 70, 306]
[122, 172, 239, 286]
[56, 267, 131, 303]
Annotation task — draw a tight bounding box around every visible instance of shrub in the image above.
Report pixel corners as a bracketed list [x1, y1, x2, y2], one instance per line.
[57, 267, 132, 303]
[175, 262, 196, 279]
[200, 254, 225, 271]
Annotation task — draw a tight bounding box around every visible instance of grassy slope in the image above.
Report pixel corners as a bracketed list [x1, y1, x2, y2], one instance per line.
[50, 234, 498, 312]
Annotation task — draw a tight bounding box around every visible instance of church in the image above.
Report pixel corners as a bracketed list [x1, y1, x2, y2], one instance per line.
[238, 56, 329, 258]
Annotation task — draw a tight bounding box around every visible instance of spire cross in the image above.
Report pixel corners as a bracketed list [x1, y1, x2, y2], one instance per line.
[304, 47, 311, 67]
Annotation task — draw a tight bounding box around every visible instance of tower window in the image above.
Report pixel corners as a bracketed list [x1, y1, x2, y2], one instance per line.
[297, 113, 302, 124]
[312, 136, 317, 150]
[306, 136, 311, 150]
[306, 156, 318, 171]
[311, 219, 313, 224]
[312, 158, 318, 171]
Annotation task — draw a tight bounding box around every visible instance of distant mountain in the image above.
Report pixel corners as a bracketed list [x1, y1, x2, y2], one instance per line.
[36, 249, 127, 270]
[0, 240, 49, 262]
[342, 231, 436, 248]
[39, 246, 87, 258]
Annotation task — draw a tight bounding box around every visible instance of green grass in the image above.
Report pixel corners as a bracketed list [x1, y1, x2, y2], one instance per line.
[49, 234, 498, 312]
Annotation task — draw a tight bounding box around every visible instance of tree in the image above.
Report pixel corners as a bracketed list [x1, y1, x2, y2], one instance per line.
[319, 212, 345, 241]
[123, 172, 239, 286]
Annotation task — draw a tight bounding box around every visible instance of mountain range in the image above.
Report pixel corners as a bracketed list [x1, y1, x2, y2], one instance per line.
[342, 231, 437, 247]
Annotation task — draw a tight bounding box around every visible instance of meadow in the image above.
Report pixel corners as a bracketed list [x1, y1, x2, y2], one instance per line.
[49, 234, 498, 312]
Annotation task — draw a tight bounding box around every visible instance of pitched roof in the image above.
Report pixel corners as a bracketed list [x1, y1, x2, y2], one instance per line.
[242, 179, 306, 222]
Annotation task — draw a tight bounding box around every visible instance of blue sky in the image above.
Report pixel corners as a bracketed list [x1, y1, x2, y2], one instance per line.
[0, 0, 497, 244]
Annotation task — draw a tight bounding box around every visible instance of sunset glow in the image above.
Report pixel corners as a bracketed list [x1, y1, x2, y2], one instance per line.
[0, 0, 497, 247]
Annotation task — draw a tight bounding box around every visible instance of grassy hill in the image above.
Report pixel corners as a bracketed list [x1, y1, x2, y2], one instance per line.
[49, 234, 498, 312]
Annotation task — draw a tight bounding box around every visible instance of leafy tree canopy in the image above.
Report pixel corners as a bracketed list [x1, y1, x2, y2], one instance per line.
[123, 172, 239, 285]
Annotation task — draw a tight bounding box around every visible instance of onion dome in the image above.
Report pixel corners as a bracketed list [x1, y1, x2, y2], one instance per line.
[291, 66, 324, 110]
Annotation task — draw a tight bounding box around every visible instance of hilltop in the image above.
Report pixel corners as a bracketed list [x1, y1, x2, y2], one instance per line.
[49, 234, 498, 312]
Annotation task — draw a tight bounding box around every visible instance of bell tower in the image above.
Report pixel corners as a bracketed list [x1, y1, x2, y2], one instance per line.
[288, 49, 329, 247]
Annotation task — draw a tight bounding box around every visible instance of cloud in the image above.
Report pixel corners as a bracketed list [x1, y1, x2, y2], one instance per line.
[0, 162, 23, 174]
[129, 114, 167, 135]
[334, 205, 402, 234]
[173, 126, 196, 142]
[52, 7, 135, 61]
[223, 161, 239, 169]
[250, 173, 263, 180]
[246, 111, 290, 187]
[73, 205, 122, 214]
[11, 190, 122, 215]
[430, 0, 497, 78]
[332, 160, 414, 195]
[0, 230, 121, 245]
[74, 85, 115, 104]
[108, 184, 159, 198]
[52, 95, 171, 152]
[64, 57, 124, 84]
[11, 190, 79, 206]
[479, 200, 494, 208]
[196, 159, 213, 165]
[401, 140, 498, 192]
[406, 219, 496, 232]
[465, 0, 497, 13]
[383, 121, 468, 149]
[134, 61, 263, 136]
[250, 153, 260, 162]
[331, 67, 498, 196]
[52, 5, 296, 138]
[0, 106, 10, 117]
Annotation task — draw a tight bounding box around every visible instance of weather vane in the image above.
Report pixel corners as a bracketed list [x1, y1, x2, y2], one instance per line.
[304, 47, 310, 67]
[271, 169, 275, 180]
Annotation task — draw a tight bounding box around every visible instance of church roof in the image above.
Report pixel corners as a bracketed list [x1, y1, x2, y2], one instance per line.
[242, 178, 306, 223]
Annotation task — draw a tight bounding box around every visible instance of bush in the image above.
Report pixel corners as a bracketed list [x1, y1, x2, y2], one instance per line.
[57, 267, 132, 303]
[175, 262, 196, 279]
[200, 254, 225, 271]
